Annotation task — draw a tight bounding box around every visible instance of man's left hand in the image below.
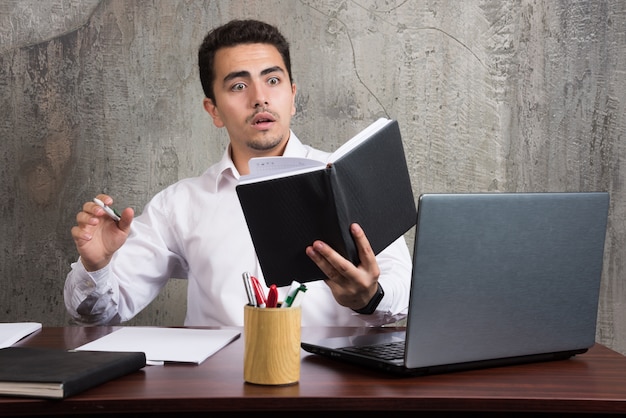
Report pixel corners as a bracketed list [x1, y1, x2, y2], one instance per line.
[305, 223, 380, 311]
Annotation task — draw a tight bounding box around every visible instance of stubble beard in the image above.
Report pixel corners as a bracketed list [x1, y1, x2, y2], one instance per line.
[247, 134, 285, 151]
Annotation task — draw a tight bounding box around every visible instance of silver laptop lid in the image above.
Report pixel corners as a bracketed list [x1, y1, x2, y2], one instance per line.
[405, 192, 609, 369]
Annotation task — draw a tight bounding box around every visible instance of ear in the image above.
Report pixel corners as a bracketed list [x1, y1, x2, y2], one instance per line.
[203, 98, 224, 128]
[290, 83, 297, 116]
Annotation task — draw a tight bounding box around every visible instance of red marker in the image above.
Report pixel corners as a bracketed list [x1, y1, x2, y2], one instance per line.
[266, 284, 278, 308]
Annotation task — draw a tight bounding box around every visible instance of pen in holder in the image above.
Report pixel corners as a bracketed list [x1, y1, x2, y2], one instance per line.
[243, 304, 301, 385]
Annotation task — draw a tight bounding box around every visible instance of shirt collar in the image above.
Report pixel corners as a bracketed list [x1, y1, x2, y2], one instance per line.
[208, 130, 306, 192]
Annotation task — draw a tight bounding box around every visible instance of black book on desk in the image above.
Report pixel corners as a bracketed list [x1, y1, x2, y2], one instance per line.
[0, 346, 146, 399]
[236, 118, 416, 286]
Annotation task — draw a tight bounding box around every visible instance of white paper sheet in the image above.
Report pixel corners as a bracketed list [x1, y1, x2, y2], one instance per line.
[74, 327, 240, 364]
[0, 322, 42, 348]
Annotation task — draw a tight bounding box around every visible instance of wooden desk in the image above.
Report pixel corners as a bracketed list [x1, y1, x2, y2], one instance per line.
[2, 326, 626, 416]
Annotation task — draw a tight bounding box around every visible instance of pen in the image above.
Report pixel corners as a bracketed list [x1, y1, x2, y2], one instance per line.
[93, 198, 121, 222]
[250, 275, 266, 308]
[242, 272, 256, 306]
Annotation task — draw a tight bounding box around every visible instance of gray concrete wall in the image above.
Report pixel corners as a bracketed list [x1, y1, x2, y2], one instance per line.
[1, 1, 625, 353]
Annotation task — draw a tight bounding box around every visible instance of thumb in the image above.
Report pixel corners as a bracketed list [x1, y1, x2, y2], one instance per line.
[117, 207, 135, 233]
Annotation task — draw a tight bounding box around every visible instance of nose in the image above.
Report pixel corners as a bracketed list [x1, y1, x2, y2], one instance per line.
[251, 83, 269, 108]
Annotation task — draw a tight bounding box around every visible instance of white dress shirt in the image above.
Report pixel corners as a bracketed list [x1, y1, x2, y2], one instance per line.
[64, 132, 413, 327]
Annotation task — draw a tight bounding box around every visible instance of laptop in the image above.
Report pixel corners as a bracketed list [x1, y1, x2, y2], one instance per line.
[301, 192, 610, 375]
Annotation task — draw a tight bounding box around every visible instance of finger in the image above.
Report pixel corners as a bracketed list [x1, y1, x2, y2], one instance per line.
[82, 200, 98, 216]
[305, 242, 332, 273]
[71, 225, 92, 243]
[95, 194, 113, 206]
[83, 199, 115, 223]
[350, 223, 379, 276]
[76, 210, 96, 226]
[306, 240, 353, 283]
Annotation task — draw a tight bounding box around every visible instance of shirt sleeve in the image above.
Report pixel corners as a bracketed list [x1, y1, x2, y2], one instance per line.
[64, 259, 122, 325]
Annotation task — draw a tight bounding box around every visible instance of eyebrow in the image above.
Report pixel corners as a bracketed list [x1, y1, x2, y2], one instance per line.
[222, 66, 285, 84]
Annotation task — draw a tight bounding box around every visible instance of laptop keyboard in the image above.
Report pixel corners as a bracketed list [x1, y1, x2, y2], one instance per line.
[341, 340, 406, 361]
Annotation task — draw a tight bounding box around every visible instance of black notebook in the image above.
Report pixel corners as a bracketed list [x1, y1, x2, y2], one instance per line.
[0, 346, 146, 399]
[236, 118, 416, 286]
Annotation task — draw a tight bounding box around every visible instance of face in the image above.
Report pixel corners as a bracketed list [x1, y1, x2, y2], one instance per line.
[203, 43, 297, 174]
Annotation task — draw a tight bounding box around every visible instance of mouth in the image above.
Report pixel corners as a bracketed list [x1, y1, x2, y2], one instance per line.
[251, 112, 276, 127]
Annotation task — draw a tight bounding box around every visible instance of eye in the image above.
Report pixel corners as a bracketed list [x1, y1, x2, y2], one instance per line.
[267, 77, 279, 86]
[231, 82, 246, 91]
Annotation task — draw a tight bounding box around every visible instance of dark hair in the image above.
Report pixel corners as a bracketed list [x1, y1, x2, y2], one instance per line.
[198, 19, 292, 102]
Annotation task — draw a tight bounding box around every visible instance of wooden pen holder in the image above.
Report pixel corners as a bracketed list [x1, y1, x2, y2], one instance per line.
[243, 304, 301, 385]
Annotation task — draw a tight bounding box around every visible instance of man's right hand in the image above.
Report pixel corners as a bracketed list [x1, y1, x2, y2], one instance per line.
[71, 194, 134, 272]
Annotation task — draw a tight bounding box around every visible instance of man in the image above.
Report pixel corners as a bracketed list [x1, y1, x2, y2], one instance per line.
[64, 19, 412, 327]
